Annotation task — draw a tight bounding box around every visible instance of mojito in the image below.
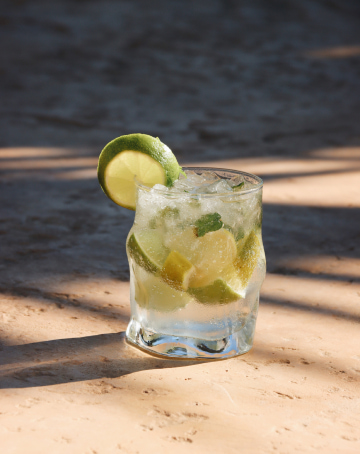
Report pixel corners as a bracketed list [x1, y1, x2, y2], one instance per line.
[126, 168, 265, 359]
[97, 134, 265, 359]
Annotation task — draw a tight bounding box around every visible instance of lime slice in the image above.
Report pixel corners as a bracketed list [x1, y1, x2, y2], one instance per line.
[192, 228, 237, 287]
[188, 279, 242, 305]
[134, 266, 191, 312]
[166, 227, 237, 288]
[98, 134, 182, 210]
[161, 250, 195, 291]
[127, 229, 169, 273]
[234, 231, 261, 287]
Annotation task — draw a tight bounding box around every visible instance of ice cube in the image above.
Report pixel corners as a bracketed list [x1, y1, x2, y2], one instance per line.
[171, 170, 221, 193]
[200, 171, 221, 182]
[152, 183, 168, 192]
[198, 179, 233, 194]
[227, 176, 245, 188]
[172, 178, 195, 192]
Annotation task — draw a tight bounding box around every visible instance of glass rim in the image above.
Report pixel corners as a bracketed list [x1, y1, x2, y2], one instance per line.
[135, 166, 263, 198]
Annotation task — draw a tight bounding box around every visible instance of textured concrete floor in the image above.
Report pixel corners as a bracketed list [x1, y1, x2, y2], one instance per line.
[1, 1, 360, 453]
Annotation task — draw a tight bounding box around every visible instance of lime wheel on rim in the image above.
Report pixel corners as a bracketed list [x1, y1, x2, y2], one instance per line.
[97, 133, 182, 210]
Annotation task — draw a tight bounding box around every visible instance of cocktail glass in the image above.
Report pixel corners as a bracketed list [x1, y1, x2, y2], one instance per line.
[125, 167, 265, 359]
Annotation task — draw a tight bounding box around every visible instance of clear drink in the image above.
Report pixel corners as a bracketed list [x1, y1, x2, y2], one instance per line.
[125, 167, 266, 359]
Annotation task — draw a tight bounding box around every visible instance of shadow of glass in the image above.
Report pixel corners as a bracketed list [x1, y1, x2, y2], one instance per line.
[0, 332, 204, 390]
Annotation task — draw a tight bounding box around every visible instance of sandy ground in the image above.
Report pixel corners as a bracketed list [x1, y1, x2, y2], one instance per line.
[1, 1, 360, 453]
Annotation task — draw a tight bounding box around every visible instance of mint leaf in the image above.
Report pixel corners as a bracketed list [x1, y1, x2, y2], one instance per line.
[233, 182, 244, 190]
[148, 207, 180, 228]
[161, 207, 180, 219]
[235, 226, 245, 241]
[194, 213, 223, 237]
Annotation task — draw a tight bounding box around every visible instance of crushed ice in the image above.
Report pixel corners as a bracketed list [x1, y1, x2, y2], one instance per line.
[151, 170, 256, 194]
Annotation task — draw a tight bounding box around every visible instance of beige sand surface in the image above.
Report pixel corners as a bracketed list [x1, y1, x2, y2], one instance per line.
[1, 1, 360, 453]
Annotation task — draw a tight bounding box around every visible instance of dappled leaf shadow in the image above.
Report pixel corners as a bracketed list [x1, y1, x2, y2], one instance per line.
[261, 294, 360, 323]
[0, 332, 202, 389]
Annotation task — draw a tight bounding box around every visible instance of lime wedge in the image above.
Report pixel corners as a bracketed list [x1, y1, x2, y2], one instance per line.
[166, 227, 237, 288]
[134, 266, 191, 312]
[98, 134, 182, 210]
[234, 231, 261, 287]
[127, 229, 169, 273]
[188, 279, 242, 305]
[161, 250, 195, 291]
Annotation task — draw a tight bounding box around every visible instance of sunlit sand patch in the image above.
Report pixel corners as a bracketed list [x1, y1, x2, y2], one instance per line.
[2, 274, 131, 307]
[0, 277, 131, 347]
[304, 45, 360, 59]
[1, 146, 360, 204]
[54, 168, 97, 179]
[262, 171, 360, 207]
[194, 146, 360, 208]
[0, 157, 97, 170]
[305, 147, 360, 160]
[2, 146, 360, 191]
[198, 149, 360, 179]
[274, 255, 360, 280]
[261, 273, 360, 321]
[0, 147, 75, 159]
[0, 147, 97, 180]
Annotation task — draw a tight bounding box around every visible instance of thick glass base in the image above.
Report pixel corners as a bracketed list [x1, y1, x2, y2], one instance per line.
[125, 316, 257, 360]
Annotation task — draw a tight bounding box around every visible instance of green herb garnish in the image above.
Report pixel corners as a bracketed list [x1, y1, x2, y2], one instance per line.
[149, 207, 180, 228]
[194, 212, 223, 237]
[235, 226, 245, 241]
[161, 207, 180, 219]
[232, 182, 245, 190]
